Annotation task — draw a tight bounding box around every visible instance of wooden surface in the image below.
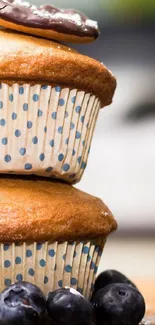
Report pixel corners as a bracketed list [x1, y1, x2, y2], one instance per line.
[134, 278, 155, 324]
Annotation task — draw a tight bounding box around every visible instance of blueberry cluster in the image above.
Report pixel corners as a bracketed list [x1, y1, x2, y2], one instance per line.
[0, 270, 145, 325]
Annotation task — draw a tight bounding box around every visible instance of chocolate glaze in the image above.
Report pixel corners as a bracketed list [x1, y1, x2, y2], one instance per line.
[0, 0, 99, 38]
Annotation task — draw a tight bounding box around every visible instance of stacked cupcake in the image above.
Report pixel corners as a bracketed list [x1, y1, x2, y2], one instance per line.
[0, 0, 117, 298]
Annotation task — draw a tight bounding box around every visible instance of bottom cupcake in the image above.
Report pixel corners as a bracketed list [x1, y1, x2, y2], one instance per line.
[0, 177, 117, 298]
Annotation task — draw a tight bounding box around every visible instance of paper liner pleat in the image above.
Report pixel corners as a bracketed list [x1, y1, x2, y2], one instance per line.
[0, 83, 101, 183]
[0, 239, 105, 297]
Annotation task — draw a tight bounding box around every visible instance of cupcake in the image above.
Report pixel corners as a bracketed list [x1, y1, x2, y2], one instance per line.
[0, 24, 116, 183]
[0, 176, 117, 298]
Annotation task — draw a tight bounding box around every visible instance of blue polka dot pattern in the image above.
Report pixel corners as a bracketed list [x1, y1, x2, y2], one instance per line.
[2, 137, 8, 145]
[16, 274, 23, 281]
[3, 244, 10, 251]
[4, 155, 11, 163]
[28, 268, 35, 276]
[4, 278, 11, 286]
[58, 126, 63, 134]
[75, 131, 81, 139]
[46, 167, 53, 172]
[90, 261, 96, 270]
[44, 276, 48, 284]
[38, 109, 43, 117]
[39, 259, 46, 267]
[94, 265, 98, 274]
[4, 260, 11, 268]
[71, 278, 77, 286]
[9, 94, 13, 102]
[87, 255, 91, 262]
[15, 257, 22, 264]
[39, 153, 45, 161]
[71, 96, 76, 104]
[82, 246, 89, 254]
[1, 239, 102, 297]
[63, 164, 70, 172]
[77, 156, 82, 164]
[52, 112, 57, 119]
[19, 148, 26, 156]
[95, 247, 99, 253]
[24, 163, 32, 170]
[81, 116, 85, 123]
[75, 106, 81, 114]
[32, 136, 38, 144]
[81, 162, 86, 169]
[58, 153, 64, 162]
[49, 139, 54, 147]
[65, 265, 72, 273]
[23, 103, 28, 111]
[36, 243, 42, 250]
[48, 249, 55, 257]
[58, 280, 63, 287]
[55, 86, 61, 92]
[33, 94, 39, 102]
[19, 87, 24, 95]
[12, 112, 17, 120]
[0, 84, 99, 184]
[27, 121, 33, 129]
[70, 122, 75, 130]
[58, 98, 65, 106]
[26, 250, 32, 258]
[15, 129, 21, 137]
[0, 119, 6, 126]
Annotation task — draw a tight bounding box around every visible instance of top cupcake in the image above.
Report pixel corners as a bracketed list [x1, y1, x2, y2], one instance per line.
[0, 0, 99, 43]
[0, 2, 116, 183]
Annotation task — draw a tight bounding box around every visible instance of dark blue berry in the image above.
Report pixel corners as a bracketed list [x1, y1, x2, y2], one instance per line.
[92, 283, 145, 325]
[47, 287, 94, 325]
[0, 281, 46, 325]
[92, 270, 136, 298]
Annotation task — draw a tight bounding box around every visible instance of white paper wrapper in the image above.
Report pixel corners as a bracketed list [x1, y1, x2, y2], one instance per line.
[0, 83, 101, 183]
[0, 239, 105, 298]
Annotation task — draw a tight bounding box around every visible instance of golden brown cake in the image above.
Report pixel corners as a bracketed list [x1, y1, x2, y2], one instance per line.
[0, 177, 117, 242]
[0, 177, 117, 296]
[0, 30, 116, 107]
[0, 29, 116, 183]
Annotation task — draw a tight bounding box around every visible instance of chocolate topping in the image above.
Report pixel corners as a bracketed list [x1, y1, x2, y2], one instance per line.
[0, 0, 99, 39]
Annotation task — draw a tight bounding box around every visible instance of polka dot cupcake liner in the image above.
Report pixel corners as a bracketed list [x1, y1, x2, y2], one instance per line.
[0, 83, 101, 183]
[0, 239, 105, 298]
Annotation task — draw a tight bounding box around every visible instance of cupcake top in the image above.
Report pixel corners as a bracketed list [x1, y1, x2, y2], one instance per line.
[0, 29, 116, 107]
[0, 177, 117, 242]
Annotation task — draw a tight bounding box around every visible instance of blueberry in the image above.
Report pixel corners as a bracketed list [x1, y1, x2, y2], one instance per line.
[47, 287, 94, 325]
[0, 281, 46, 325]
[92, 283, 145, 325]
[92, 270, 136, 298]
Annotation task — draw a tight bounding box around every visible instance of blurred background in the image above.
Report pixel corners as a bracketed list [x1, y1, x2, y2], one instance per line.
[37, 0, 155, 308]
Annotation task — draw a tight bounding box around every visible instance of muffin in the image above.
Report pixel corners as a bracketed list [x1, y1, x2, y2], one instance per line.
[0, 176, 117, 297]
[0, 29, 116, 183]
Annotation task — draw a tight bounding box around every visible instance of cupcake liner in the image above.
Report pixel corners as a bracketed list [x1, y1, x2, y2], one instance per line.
[0, 239, 105, 298]
[0, 83, 101, 183]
